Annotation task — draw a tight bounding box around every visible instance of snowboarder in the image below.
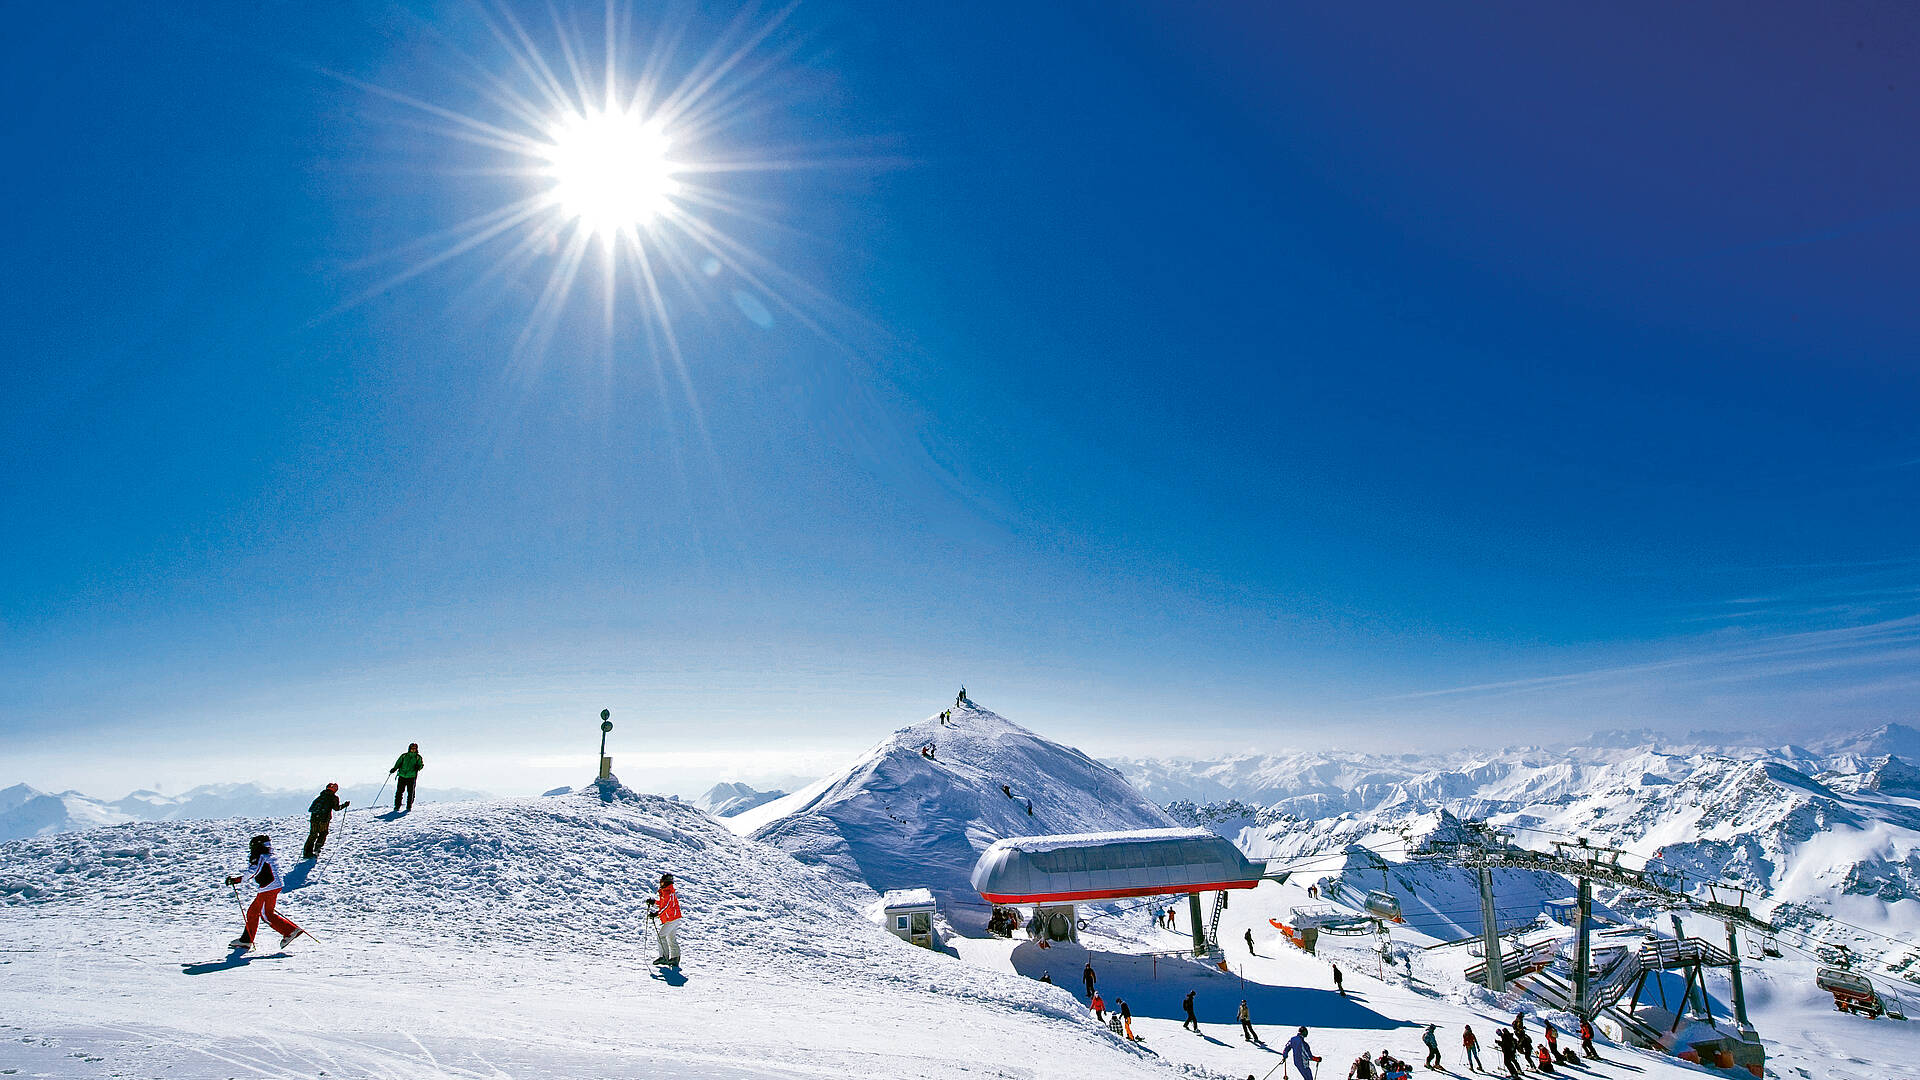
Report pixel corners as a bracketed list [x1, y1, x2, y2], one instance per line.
[1119, 998, 1134, 1041]
[1309, 883, 1319, 899]
[302, 782, 350, 859]
[1577, 1020, 1597, 1060]
[1534, 1045, 1555, 1075]
[1238, 999, 1259, 1043]
[1182, 989, 1199, 1032]
[1349, 1051, 1376, 1080]
[1380, 1052, 1412, 1080]
[1463, 1024, 1483, 1071]
[1245, 928, 1256, 955]
[1107, 1011, 1125, 1038]
[653, 872, 683, 967]
[1283, 1027, 1318, 1079]
[1090, 990, 1106, 1021]
[1040, 971, 1052, 984]
[1082, 961, 1097, 998]
[1025, 799, 1033, 816]
[224, 834, 304, 952]
[389, 743, 424, 812]
[1423, 1024, 1442, 1070]
[1541, 1022, 1558, 1063]
[1332, 962, 1345, 996]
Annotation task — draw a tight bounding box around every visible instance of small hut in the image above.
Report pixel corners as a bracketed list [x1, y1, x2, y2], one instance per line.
[879, 888, 939, 949]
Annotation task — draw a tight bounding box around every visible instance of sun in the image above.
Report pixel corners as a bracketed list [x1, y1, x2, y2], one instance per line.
[540, 106, 679, 241]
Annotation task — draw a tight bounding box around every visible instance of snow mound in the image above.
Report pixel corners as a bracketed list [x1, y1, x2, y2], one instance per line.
[738, 700, 1175, 928]
[0, 788, 1189, 1079]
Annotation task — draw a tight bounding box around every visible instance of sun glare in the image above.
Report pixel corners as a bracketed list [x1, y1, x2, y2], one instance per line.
[542, 107, 679, 239]
[337, 1, 864, 366]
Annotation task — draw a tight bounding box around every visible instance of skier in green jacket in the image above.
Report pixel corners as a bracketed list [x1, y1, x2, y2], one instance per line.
[390, 743, 424, 812]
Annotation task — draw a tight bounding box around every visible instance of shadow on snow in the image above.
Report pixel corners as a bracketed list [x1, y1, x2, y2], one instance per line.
[1008, 941, 1407, 1032]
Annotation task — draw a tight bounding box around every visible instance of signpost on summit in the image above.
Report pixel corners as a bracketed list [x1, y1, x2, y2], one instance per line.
[598, 709, 615, 781]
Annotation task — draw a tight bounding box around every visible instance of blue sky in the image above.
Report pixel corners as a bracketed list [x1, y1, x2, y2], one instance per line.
[4, 2, 1918, 795]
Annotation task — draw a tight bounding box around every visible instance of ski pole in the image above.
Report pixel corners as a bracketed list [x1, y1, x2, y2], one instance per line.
[373, 773, 391, 813]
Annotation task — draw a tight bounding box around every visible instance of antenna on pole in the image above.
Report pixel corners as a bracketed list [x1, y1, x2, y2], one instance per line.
[598, 709, 614, 781]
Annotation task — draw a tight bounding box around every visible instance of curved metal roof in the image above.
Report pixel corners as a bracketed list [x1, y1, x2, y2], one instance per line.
[970, 827, 1264, 903]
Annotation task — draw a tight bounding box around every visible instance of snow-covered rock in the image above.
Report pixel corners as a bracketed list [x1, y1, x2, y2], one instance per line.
[737, 700, 1174, 929]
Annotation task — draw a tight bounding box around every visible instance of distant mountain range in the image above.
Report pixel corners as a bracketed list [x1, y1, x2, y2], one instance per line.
[693, 781, 788, 818]
[1109, 722, 1920, 978]
[0, 781, 494, 843]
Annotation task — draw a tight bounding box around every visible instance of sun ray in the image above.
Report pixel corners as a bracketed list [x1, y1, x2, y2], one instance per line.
[328, 0, 900, 417]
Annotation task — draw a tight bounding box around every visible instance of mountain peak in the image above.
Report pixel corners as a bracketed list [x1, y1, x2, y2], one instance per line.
[742, 699, 1172, 929]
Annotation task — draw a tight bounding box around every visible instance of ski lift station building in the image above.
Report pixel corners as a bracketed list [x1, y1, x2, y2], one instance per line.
[970, 828, 1270, 947]
[878, 888, 940, 950]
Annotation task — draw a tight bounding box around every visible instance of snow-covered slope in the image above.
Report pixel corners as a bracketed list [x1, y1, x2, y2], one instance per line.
[737, 700, 1175, 928]
[0, 781, 1180, 1079]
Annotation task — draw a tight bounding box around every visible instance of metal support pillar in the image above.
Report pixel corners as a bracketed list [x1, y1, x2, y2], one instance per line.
[1725, 918, 1750, 1027]
[1478, 865, 1505, 991]
[1573, 877, 1593, 1018]
[1188, 892, 1207, 956]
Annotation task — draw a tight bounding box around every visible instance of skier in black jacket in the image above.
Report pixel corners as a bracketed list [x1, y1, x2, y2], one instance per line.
[302, 783, 350, 859]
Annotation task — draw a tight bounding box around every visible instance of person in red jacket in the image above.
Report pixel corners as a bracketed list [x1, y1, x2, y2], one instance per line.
[651, 872, 683, 967]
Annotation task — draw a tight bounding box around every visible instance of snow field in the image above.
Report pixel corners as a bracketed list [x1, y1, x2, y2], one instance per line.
[0, 786, 1197, 1079]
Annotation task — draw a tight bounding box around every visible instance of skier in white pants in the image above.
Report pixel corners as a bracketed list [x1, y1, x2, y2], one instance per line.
[651, 873, 684, 967]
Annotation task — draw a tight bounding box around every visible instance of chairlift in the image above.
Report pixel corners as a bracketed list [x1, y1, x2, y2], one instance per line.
[1817, 966, 1904, 1019]
[1365, 890, 1405, 923]
[1759, 932, 1782, 958]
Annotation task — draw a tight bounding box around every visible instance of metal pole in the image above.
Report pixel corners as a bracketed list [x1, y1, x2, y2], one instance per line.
[1478, 864, 1506, 991]
[1573, 877, 1593, 1019]
[1725, 918, 1750, 1028]
[1188, 893, 1207, 956]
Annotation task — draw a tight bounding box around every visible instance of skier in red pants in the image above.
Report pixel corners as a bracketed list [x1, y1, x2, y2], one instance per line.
[225, 834, 304, 952]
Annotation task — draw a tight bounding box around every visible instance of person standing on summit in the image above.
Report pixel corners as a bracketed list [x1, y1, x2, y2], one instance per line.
[302, 783, 350, 859]
[389, 743, 424, 812]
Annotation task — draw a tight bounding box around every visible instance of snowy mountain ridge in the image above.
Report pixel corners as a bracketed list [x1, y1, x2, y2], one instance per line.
[694, 780, 788, 818]
[738, 699, 1175, 929]
[1126, 735, 1920, 978]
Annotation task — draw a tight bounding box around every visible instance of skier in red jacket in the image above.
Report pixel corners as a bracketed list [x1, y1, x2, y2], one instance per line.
[651, 873, 683, 967]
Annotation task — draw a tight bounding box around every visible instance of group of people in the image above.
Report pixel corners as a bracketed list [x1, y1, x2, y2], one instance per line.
[233, 744, 432, 952]
[227, 742, 685, 966]
[1490, 1014, 1597, 1077]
